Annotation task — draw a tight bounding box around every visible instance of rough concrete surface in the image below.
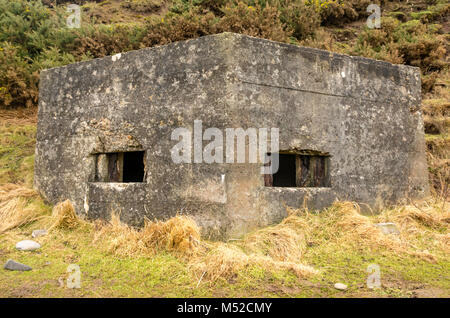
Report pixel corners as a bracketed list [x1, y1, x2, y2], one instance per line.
[35, 33, 429, 239]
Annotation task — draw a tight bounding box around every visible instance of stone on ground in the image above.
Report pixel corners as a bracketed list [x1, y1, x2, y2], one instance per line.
[334, 283, 348, 290]
[32, 229, 48, 238]
[374, 222, 400, 235]
[3, 259, 32, 271]
[15, 240, 41, 251]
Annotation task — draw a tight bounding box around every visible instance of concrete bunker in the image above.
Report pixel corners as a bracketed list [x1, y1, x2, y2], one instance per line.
[34, 33, 429, 239]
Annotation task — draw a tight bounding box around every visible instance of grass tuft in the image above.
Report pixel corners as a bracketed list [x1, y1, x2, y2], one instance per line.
[50, 200, 82, 230]
[0, 183, 44, 234]
[94, 213, 201, 257]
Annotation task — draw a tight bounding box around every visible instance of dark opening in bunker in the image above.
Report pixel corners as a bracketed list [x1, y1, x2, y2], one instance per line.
[94, 151, 145, 183]
[271, 154, 297, 187]
[123, 151, 145, 182]
[264, 152, 330, 188]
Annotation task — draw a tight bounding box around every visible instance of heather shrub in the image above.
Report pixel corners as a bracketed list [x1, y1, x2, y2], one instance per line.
[276, 0, 320, 41]
[0, 0, 147, 108]
[398, 36, 446, 72]
[121, 0, 164, 13]
[217, 2, 291, 42]
[0, 0, 71, 59]
[143, 2, 294, 47]
[0, 42, 79, 109]
[351, 17, 446, 74]
[170, 0, 231, 15]
[68, 23, 146, 59]
[0, 44, 39, 108]
[411, 1, 450, 23]
[305, 0, 384, 26]
[168, 0, 318, 41]
[142, 7, 218, 47]
[0, 0, 78, 108]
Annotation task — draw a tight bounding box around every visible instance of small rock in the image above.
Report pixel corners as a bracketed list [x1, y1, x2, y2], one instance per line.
[32, 229, 47, 238]
[334, 283, 347, 291]
[16, 240, 41, 251]
[4, 259, 32, 271]
[374, 222, 400, 235]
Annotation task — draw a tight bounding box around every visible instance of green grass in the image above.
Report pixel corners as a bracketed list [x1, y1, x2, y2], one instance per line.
[0, 121, 36, 185]
[303, 243, 450, 298]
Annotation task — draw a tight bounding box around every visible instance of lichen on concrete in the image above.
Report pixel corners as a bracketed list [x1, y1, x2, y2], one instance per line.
[35, 33, 429, 239]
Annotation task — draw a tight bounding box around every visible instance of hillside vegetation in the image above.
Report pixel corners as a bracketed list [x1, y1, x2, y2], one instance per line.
[0, 0, 448, 297]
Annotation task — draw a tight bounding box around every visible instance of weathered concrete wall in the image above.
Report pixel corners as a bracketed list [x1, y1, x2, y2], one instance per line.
[222, 33, 429, 237]
[35, 33, 429, 239]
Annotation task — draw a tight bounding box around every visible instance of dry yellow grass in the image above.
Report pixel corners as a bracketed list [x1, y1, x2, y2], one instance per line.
[0, 183, 37, 201]
[376, 201, 450, 256]
[242, 214, 309, 262]
[49, 199, 82, 230]
[188, 210, 317, 283]
[392, 204, 449, 229]
[81, 198, 450, 282]
[141, 215, 201, 254]
[94, 213, 201, 257]
[190, 244, 250, 281]
[0, 108, 37, 125]
[0, 197, 41, 234]
[93, 211, 317, 282]
[94, 213, 147, 256]
[294, 200, 449, 263]
[1, 174, 448, 284]
[189, 243, 318, 283]
[0, 183, 42, 234]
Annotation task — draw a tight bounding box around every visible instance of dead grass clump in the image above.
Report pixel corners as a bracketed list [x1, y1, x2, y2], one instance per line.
[190, 243, 318, 283]
[191, 244, 250, 281]
[300, 201, 443, 262]
[0, 183, 37, 202]
[141, 215, 201, 255]
[346, 199, 449, 261]
[333, 202, 442, 260]
[393, 204, 450, 230]
[377, 201, 449, 257]
[0, 183, 43, 234]
[241, 215, 308, 262]
[94, 213, 147, 257]
[49, 200, 81, 230]
[334, 202, 388, 242]
[0, 197, 42, 234]
[95, 214, 201, 257]
[95, 211, 316, 282]
[0, 108, 37, 125]
[190, 210, 316, 283]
